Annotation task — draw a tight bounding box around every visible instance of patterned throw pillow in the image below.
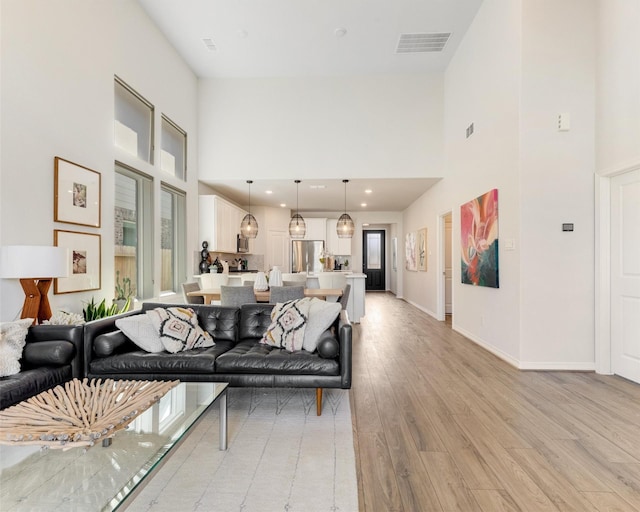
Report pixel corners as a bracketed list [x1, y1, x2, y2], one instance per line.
[0, 318, 34, 376]
[147, 307, 214, 354]
[260, 298, 312, 352]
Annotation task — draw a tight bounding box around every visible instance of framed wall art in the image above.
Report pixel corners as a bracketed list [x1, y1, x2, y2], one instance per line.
[460, 188, 499, 288]
[54, 157, 101, 228]
[405, 232, 417, 271]
[54, 229, 101, 294]
[417, 228, 427, 271]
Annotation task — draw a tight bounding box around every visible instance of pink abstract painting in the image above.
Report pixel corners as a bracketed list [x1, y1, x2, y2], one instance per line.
[461, 189, 499, 288]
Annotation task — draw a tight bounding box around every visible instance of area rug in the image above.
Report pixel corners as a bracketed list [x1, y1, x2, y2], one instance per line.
[126, 387, 358, 512]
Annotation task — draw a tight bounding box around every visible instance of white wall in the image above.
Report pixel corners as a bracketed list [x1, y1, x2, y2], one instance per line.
[402, 0, 598, 369]
[519, 0, 596, 368]
[596, 0, 640, 175]
[0, 0, 199, 321]
[198, 75, 444, 180]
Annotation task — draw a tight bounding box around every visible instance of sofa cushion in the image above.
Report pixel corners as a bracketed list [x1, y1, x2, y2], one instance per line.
[141, 303, 239, 342]
[216, 340, 339, 375]
[115, 315, 164, 353]
[0, 318, 33, 377]
[89, 341, 235, 375]
[0, 366, 71, 410]
[239, 304, 274, 340]
[147, 307, 214, 353]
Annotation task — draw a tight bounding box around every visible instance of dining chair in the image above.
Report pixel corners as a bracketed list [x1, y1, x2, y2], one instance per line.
[182, 282, 204, 304]
[339, 284, 351, 310]
[317, 273, 346, 302]
[220, 285, 256, 307]
[269, 286, 305, 304]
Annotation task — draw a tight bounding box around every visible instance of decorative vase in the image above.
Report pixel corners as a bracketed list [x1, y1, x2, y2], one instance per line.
[253, 272, 268, 291]
[269, 266, 283, 287]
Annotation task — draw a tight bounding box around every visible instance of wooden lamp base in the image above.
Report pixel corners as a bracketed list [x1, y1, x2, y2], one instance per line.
[20, 278, 53, 325]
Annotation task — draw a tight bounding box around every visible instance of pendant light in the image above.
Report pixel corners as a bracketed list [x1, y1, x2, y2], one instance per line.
[289, 180, 306, 238]
[240, 180, 258, 239]
[337, 179, 355, 238]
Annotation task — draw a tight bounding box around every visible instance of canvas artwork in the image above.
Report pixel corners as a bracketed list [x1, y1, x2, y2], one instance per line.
[417, 228, 427, 271]
[405, 232, 417, 271]
[460, 189, 499, 288]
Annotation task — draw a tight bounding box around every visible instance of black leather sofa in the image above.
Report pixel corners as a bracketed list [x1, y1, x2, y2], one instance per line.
[0, 324, 84, 410]
[83, 303, 352, 415]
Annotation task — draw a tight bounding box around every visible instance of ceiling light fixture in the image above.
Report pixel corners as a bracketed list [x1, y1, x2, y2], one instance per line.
[337, 179, 355, 239]
[240, 180, 258, 239]
[289, 180, 306, 239]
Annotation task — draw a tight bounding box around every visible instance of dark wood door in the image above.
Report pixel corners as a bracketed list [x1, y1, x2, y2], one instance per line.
[363, 230, 385, 291]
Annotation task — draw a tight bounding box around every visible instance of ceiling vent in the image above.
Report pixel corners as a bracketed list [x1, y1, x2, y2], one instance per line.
[396, 32, 451, 53]
[202, 38, 217, 52]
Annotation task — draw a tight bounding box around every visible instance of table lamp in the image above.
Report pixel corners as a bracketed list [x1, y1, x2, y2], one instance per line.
[0, 245, 69, 324]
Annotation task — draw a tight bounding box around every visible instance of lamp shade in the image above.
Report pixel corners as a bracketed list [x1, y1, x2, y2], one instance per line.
[0, 246, 69, 279]
[289, 214, 306, 239]
[240, 213, 258, 238]
[337, 213, 355, 238]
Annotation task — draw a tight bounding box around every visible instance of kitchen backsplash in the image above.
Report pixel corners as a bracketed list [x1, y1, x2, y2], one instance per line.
[193, 251, 264, 274]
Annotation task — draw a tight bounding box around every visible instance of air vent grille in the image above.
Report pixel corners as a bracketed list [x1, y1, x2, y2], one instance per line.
[202, 38, 217, 52]
[396, 32, 451, 53]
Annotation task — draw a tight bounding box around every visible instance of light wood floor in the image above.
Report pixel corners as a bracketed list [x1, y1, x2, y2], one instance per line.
[349, 292, 640, 512]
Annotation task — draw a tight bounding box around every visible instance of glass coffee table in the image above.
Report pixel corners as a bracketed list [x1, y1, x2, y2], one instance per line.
[0, 381, 227, 511]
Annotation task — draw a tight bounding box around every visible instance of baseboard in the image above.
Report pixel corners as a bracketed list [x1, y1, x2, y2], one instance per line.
[404, 298, 438, 320]
[453, 325, 521, 368]
[518, 361, 596, 371]
[454, 325, 596, 371]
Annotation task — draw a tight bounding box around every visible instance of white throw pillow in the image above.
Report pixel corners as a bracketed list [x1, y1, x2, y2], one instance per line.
[116, 315, 164, 353]
[302, 299, 341, 353]
[0, 318, 34, 376]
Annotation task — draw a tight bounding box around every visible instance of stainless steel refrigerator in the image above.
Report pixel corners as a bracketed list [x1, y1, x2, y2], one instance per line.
[291, 240, 325, 273]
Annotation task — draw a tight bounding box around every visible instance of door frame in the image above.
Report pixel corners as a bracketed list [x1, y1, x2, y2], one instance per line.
[595, 161, 640, 375]
[437, 210, 453, 321]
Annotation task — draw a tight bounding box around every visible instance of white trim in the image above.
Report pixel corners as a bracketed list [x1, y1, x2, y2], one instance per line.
[518, 361, 596, 371]
[403, 298, 438, 320]
[453, 326, 521, 368]
[594, 160, 640, 375]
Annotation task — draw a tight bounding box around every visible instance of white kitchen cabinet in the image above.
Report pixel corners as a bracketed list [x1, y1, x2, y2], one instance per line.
[199, 195, 247, 253]
[303, 217, 327, 241]
[326, 219, 352, 256]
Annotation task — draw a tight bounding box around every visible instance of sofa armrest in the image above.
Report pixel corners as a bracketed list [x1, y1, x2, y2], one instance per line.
[26, 324, 83, 379]
[83, 310, 139, 377]
[338, 310, 352, 388]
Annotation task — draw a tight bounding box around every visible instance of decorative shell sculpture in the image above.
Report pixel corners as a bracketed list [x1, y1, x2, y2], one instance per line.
[0, 378, 178, 450]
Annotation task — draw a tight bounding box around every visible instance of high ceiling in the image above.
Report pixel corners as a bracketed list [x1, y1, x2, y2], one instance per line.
[137, 0, 483, 211]
[204, 177, 441, 213]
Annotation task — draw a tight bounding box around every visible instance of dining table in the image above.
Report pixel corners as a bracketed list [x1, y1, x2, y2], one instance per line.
[188, 287, 343, 304]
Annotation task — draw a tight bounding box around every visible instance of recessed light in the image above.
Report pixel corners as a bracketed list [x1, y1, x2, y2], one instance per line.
[363, 223, 370, 227]
[265, 190, 273, 194]
[280, 203, 286, 208]
[361, 203, 367, 207]
[309, 185, 326, 189]
[365, 189, 372, 194]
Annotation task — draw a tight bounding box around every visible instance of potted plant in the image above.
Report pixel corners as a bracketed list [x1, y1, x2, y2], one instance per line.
[114, 271, 134, 312]
[83, 297, 128, 321]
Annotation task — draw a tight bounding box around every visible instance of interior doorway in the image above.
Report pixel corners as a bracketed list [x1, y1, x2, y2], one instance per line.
[363, 230, 385, 291]
[438, 211, 453, 322]
[610, 169, 640, 384]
